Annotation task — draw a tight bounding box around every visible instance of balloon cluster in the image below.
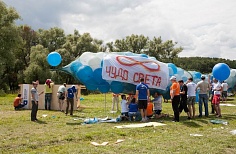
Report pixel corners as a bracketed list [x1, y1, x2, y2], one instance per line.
[47, 51, 234, 98]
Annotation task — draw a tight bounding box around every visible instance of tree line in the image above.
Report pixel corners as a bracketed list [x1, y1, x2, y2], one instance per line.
[1, 1, 236, 93]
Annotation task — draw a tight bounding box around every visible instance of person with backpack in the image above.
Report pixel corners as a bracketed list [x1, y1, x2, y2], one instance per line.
[65, 85, 78, 116]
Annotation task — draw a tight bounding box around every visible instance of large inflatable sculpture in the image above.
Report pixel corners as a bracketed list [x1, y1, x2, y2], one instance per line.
[47, 51, 234, 98]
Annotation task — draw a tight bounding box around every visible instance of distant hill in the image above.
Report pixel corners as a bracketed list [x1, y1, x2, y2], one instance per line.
[174, 57, 236, 74]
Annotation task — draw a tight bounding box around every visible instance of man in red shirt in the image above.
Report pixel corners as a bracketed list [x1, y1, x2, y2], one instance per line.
[13, 94, 25, 110]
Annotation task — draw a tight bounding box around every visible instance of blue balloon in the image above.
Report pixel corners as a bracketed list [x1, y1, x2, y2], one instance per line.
[70, 61, 83, 73]
[140, 54, 148, 58]
[212, 63, 230, 81]
[167, 63, 177, 74]
[76, 65, 93, 83]
[98, 81, 110, 93]
[47, 52, 62, 66]
[84, 79, 98, 91]
[194, 72, 201, 79]
[93, 68, 104, 84]
[111, 81, 124, 93]
[177, 67, 184, 76]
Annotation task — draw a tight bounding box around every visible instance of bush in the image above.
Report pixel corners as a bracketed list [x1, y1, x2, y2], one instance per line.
[0, 89, 7, 97]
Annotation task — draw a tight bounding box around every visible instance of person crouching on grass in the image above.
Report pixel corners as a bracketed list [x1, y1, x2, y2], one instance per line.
[13, 94, 25, 110]
[120, 94, 129, 120]
[151, 92, 168, 118]
[31, 81, 44, 122]
[128, 96, 141, 121]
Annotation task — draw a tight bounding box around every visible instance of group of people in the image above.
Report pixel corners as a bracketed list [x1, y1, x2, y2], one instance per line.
[170, 75, 228, 122]
[114, 76, 228, 123]
[114, 78, 167, 122]
[13, 79, 78, 122]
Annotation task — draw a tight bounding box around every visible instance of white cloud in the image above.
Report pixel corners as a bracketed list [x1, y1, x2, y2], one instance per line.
[3, 0, 236, 60]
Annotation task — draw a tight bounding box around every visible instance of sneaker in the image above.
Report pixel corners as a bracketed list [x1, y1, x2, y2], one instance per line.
[198, 115, 202, 118]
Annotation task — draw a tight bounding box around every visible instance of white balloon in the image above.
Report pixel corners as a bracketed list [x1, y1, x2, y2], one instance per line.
[88, 56, 102, 70]
[79, 52, 95, 65]
[230, 69, 236, 77]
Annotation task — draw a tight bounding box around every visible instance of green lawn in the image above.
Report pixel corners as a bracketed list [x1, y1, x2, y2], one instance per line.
[0, 94, 236, 154]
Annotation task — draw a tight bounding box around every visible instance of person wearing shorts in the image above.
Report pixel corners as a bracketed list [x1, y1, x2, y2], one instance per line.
[212, 79, 222, 117]
[221, 81, 228, 103]
[136, 78, 149, 122]
[57, 83, 66, 112]
[187, 78, 197, 119]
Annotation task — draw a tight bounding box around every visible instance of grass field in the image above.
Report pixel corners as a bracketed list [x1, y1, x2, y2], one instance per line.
[0, 93, 236, 154]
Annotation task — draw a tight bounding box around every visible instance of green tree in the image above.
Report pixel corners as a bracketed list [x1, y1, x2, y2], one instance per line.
[37, 27, 66, 52]
[23, 45, 51, 83]
[0, 1, 23, 91]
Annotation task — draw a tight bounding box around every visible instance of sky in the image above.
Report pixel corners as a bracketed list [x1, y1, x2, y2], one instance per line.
[3, 0, 236, 60]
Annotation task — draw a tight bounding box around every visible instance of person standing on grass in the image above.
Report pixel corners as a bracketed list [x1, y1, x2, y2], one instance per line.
[186, 78, 197, 119]
[178, 80, 191, 120]
[13, 94, 25, 110]
[65, 85, 78, 116]
[111, 93, 119, 111]
[44, 79, 54, 110]
[31, 81, 44, 122]
[221, 81, 228, 103]
[170, 76, 180, 122]
[57, 83, 66, 112]
[136, 78, 150, 122]
[196, 75, 210, 117]
[212, 78, 222, 117]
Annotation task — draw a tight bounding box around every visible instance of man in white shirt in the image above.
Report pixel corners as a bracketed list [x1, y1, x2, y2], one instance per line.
[221, 81, 228, 103]
[195, 75, 210, 117]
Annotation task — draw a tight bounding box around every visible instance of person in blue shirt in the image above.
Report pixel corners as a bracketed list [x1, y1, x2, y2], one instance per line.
[65, 85, 78, 116]
[128, 96, 141, 121]
[135, 78, 150, 122]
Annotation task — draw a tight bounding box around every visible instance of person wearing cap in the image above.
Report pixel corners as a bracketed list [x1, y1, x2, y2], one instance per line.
[170, 76, 180, 122]
[65, 85, 78, 115]
[195, 75, 210, 117]
[31, 81, 44, 122]
[186, 78, 197, 119]
[57, 83, 67, 112]
[178, 80, 191, 119]
[44, 79, 54, 110]
[135, 78, 150, 122]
